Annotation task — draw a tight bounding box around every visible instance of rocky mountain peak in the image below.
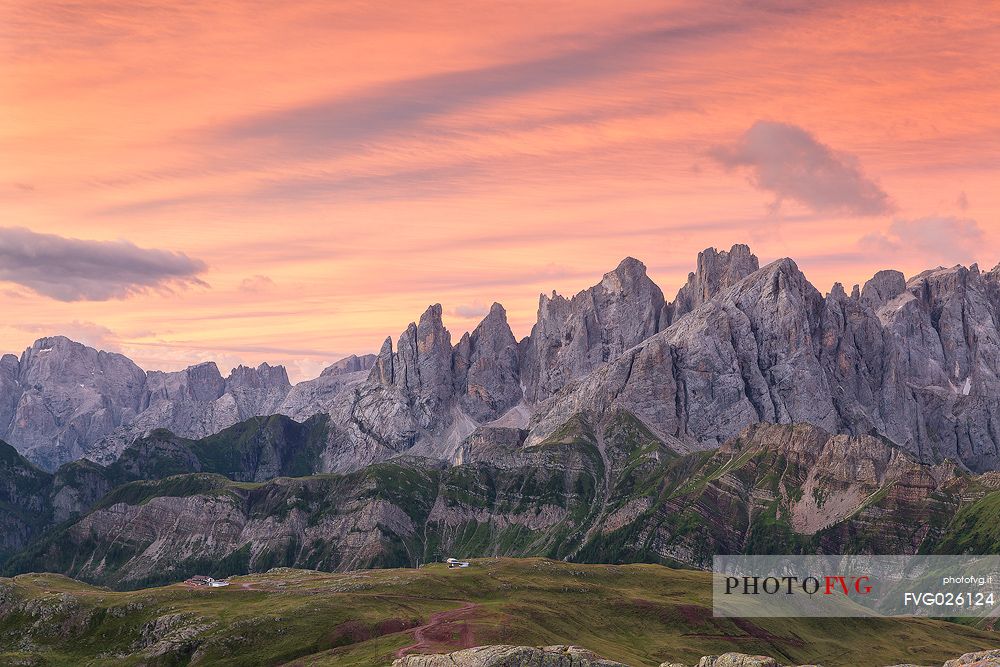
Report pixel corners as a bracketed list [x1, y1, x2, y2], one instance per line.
[388, 303, 453, 402]
[225, 363, 291, 390]
[885, 261, 1000, 401]
[4, 336, 147, 470]
[860, 269, 906, 310]
[828, 282, 849, 301]
[521, 258, 665, 402]
[319, 354, 377, 377]
[666, 243, 760, 325]
[985, 263, 1000, 320]
[453, 302, 522, 421]
[146, 362, 225, 402]
[602, 256, 651, 289]
[372, 336, 395, 385]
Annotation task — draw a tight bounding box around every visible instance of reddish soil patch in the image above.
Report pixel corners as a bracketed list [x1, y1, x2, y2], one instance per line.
[326, 620, 373, 645]
[394, 603, 479, 658]
[682, 617, 803, 648]
[676, 604, 712, 625]
[322, 617, 420, 651]
[376, 618, 414, 635]
[619, 598, 713, 627]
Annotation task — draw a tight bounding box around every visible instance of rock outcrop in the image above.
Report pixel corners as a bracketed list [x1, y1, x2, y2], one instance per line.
[943, 650, 1000, 667]
[664, 243, 760, 325]
[392, 647, 1000, 667]
[520, 257, 666, 403]
[393, 645, 628, 667]
[453, 303, 522, 422]
[526, 258, 834, 452]
[859, 269, 906, 310]
[659, 649, 1000, 667]
[277, 356, 374, 422]
[2, 337, 147, 470]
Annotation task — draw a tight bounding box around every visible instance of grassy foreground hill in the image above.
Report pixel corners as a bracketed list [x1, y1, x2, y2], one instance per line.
[1, 558, 996, 667]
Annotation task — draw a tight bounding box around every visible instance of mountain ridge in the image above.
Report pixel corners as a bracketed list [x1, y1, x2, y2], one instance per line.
[3, 244, 1000, 477]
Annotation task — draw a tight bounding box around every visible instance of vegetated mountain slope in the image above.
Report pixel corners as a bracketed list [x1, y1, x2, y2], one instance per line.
[1, 559, 996, 667]
[7, 411, 1000, 589]
[6, 245, 1000, 476]
[0, 440, 52, 557]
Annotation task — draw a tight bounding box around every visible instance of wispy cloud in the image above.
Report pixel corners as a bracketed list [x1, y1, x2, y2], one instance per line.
[0, 227, 208, 301]
[710, 120, 893, 216]
[860, 216, 985, 265]
[12, 320, 120, 351]
[207, 17, 743, 159]
[448, 303, 490, 319]
[238, 274, 275, 293]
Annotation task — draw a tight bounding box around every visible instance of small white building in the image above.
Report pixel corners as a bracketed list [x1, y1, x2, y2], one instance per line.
[187, 575, 230, 587]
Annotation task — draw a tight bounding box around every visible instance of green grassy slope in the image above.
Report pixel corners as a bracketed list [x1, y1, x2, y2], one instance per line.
[1, 558, 995, 667]
[931, 489, 1000, 554]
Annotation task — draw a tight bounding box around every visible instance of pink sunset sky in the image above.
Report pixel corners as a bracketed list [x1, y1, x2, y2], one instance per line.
[2, 1, 998, 381]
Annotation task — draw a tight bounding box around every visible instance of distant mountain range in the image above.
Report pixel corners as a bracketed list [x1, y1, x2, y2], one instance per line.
[4, 244, 1000, 473]
[3, 244, 1000, 586]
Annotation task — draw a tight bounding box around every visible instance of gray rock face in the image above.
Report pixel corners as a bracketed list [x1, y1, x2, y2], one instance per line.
[520, 257, 665, 403]
[50, 459, 113, 523]
[88, 361, 293, 465]
[528, 258, 834, 450]
[1, 337, 147, 470]
[453, 303, 522, 422]
[527, 255, 1000, 472]
[0, 354, 19, 444]
[393, 645, 629, 667]
[320, 354, 377, 376]
[665, 243, 760, 326]
[0, 338, 354, 470]
[225, 363, 290, 414]
[327, 305, 463, 470]
[860, 269, 906, 310]
[325, 302, 525, 470]
[275, 354, 376, 423]
[875, 265, 1000, 468]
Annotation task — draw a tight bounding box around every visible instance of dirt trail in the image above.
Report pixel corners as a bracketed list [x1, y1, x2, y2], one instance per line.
[394, 602, 478, 658]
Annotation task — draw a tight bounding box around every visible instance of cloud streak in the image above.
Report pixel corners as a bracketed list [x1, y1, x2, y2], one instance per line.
[209, 17, 743, 159]
[860, 217, 985, 265]
[0, 227, 207, 301]
[711, 120, 893, 216]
